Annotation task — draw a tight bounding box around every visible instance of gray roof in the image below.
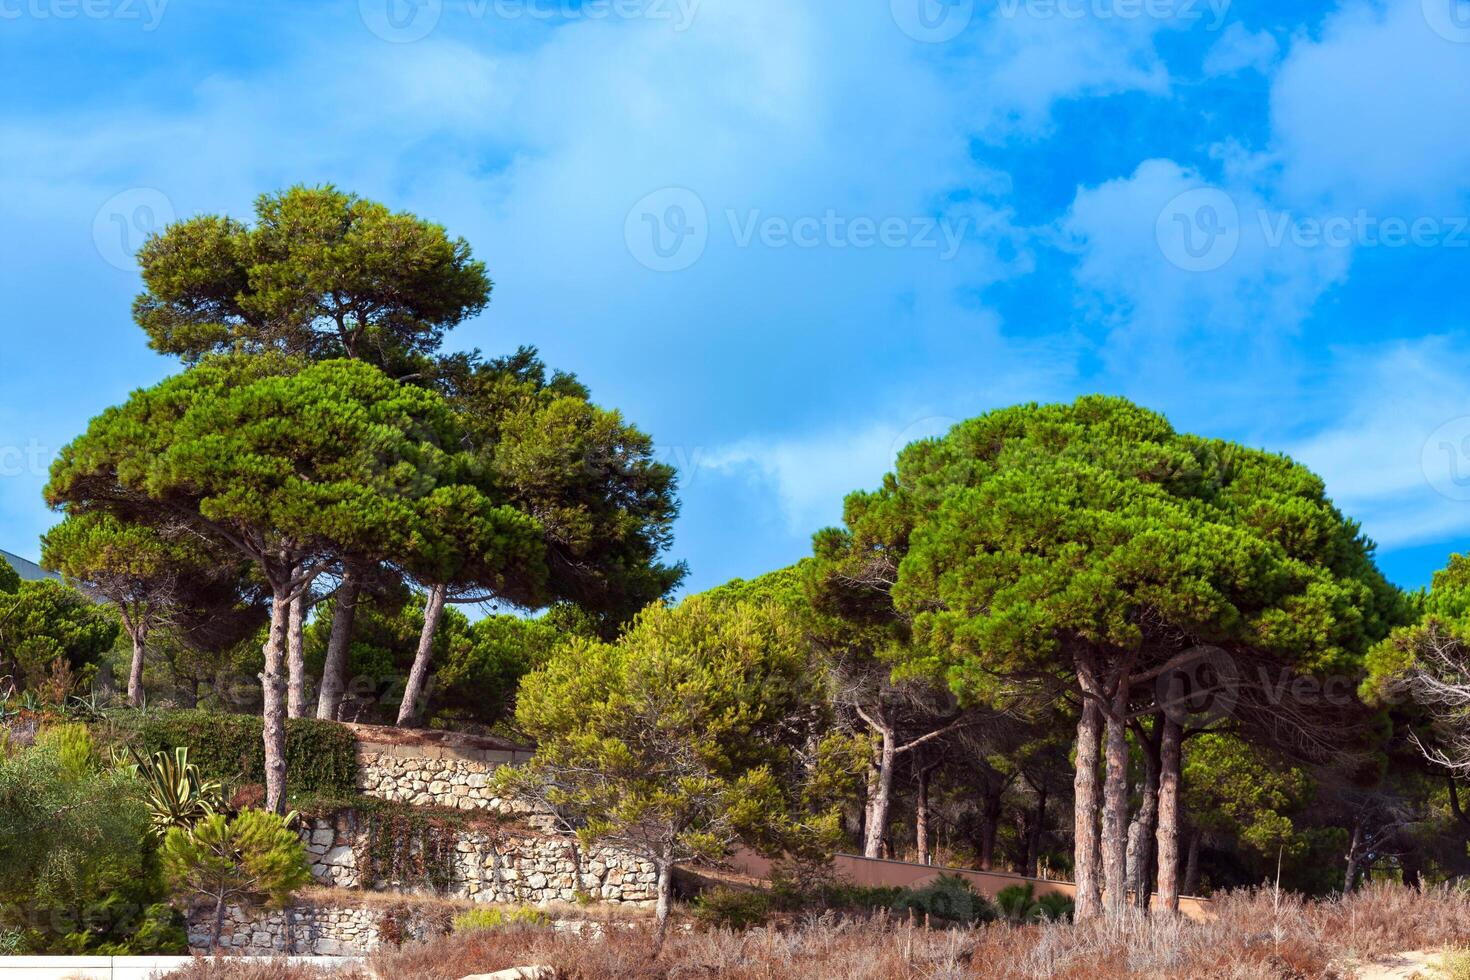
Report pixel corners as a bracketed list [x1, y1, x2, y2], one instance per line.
[0, 549, 58, 583]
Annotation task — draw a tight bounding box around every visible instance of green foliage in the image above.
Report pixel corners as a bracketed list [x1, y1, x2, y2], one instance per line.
[1183, 734, 1313, 860]
[38, 722, 97, 779]
[994, 883, 1074, 923]
[819, 398, 1404, 698]
[451, 906, 551, 932]
[134, 184, 491, 368]
[117, 745, 225, 837]
[0, 730, 182, 953]
[432, 614, 565, 727]
[0, 579, 118, 697]
[0, 557, 19, 595]
[302, 590, 562, 728]
[692, 887, 773, 930]
[123, 710, 358, 796]
[42, 513, 203, 617]
[162, 809, 312, 945]
[1364, 554, 1470, 705]
[809, 882, 907, 913]
[890, 874, 993, 925]
[505, 598, 840, 872]
[1032, 892, 1075, 923]
[434, 346, 685, 631]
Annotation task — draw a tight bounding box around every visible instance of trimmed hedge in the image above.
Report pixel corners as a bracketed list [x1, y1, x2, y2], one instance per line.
[112, 710, 358, 796]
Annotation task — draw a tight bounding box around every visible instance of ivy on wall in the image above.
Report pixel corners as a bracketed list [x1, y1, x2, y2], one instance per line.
[105, 710, 359, 796]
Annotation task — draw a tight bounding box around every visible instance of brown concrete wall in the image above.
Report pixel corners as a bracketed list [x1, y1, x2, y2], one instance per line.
[727, 850, 1212, 922]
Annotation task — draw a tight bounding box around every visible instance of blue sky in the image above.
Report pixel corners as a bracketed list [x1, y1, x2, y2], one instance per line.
[2, 0, 1469, 595]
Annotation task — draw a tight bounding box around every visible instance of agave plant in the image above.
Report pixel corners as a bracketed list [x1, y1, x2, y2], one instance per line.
[117, 745, 225, 837]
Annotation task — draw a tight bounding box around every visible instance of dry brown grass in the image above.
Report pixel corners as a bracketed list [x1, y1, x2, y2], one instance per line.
[157, 883, 1470, 980]
[154, 958, 371, 980]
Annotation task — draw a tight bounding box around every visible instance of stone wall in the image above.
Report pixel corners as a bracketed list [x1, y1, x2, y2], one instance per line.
[301, 811, 659, 905]
[186, 900, 445, 956]
[349, 724, 543, 819]
[187, 726, 660, 954]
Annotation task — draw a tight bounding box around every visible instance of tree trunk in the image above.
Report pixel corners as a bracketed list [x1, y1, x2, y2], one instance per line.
[262, 587, 291, 814]
[979, 782, 1004, 871]
[863, 728, 897, 859]
[1127, 722, 1161, 910]
[1073, 663, 1105, 920]
[1025, 783, 1048, 876]
[316, 565, 363, 720]
[1102, 680, 1130, 916]
[211, 892, 226, 953]
[915, 764, 932, 866]
[1154, 714, 1182, 913]
[396, 583, 447, 727]
[1344, 816, 1363, 894]
[653, 855, 674, 953]
[1183, 829, 1201, 897]
[286, 589, 307, 719]
[126, 626, 147, 708]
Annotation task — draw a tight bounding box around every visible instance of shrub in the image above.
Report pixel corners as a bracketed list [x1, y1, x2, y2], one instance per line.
[994, 883, 1035, 922]
[1032, 891, 1074, 923]
[118, 745, 224, 836]
[36, 722, 96, 778]
[452, 906, 551, 933]
[890, 874, 993, 926]
[1440, 949, 1470, 980]
[767, 867, 930, 917]
[692, 887, 773, 930]
[162, 809, 313, 952]
[0, 731, 183, 953]
[119, 710, 357, 796]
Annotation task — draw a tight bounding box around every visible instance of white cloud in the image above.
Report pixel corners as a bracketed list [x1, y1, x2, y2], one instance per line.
[1203, 22, 1280, 75]
[1269, 0, 1470, 211]
[1059, 158, 1351, 419]
[1290, 338, 1470, 549]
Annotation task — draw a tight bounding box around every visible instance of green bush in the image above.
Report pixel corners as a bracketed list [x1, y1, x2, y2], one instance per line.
[891, 874, 993, 926]
[692, 887, 774, 930]
[993, 883, 1074, 923]
[115, 710, 358, 796]
[1032, 891, 1074, 922]
[452, 906, 551, 932]
[0, 732, 184, 953]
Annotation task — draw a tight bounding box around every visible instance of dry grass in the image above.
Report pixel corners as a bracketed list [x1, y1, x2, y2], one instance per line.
[157, 883, 1470, 980]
